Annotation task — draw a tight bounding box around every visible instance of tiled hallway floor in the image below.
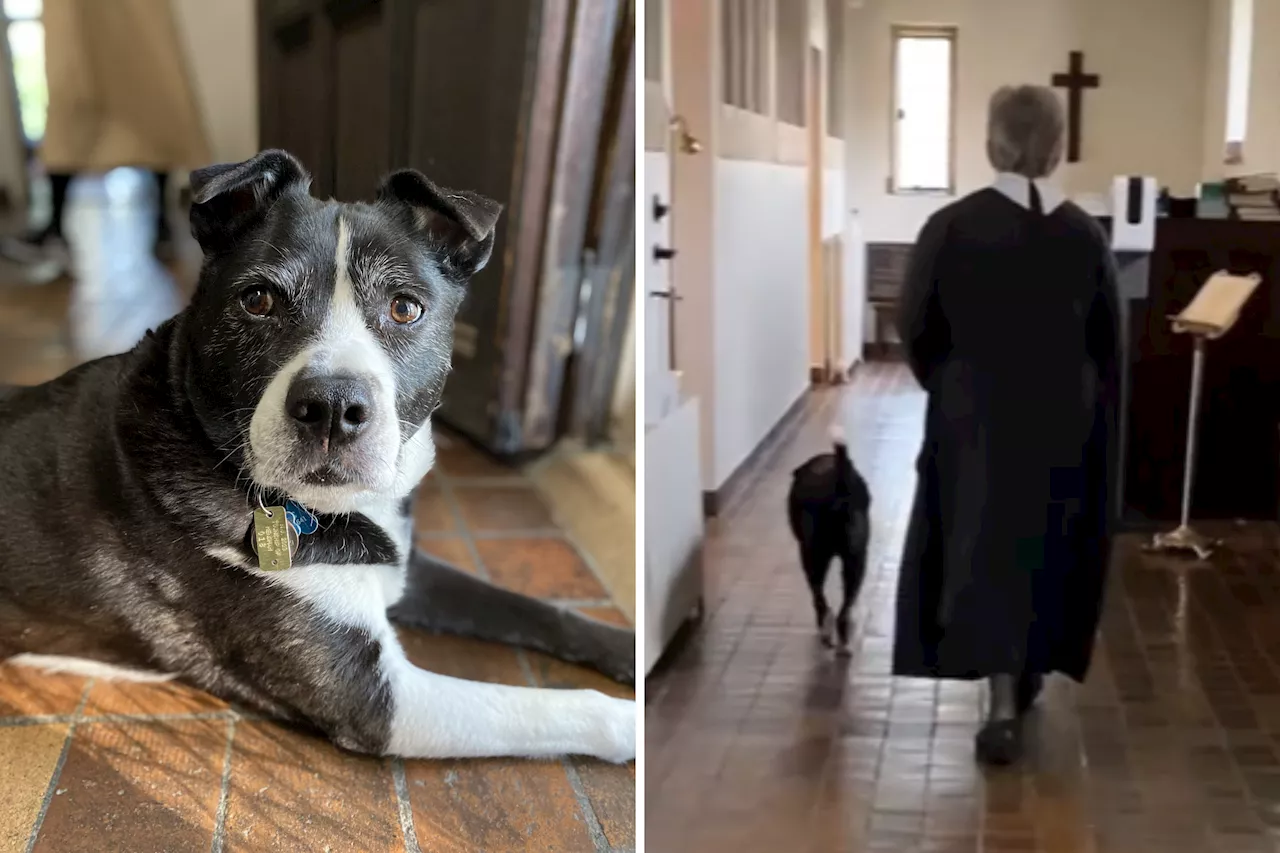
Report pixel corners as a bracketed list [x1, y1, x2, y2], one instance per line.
[647, 363, 1280, 853]
[0, 174, 635, 852]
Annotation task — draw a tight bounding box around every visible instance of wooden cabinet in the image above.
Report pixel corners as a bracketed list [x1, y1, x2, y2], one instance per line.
[257, 0, 635, 455]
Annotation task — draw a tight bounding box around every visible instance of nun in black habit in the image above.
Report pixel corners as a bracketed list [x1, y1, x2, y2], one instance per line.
[892, 85, 1121, 766]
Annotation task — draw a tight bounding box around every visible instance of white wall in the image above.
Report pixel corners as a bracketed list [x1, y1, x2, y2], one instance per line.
[1206, 0, 1280, 179]
[1241, 0, 1280, 176]
[847, 0, 1209, 244]
[711, 158, 809, 487]
[1203, 0, 1232, 179]
[822, 167, 845, 236]
[171, 0, 258, 165]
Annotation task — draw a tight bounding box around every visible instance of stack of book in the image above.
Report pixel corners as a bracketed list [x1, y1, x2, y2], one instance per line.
[1226, 173, 1280, 221]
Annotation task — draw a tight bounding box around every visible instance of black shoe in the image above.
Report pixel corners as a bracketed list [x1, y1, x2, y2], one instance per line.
[1016, 672, 1043, 715]
[154, 219, 175, 262]
[975, 718, 1022, 766]
[0, 228, 69, 272]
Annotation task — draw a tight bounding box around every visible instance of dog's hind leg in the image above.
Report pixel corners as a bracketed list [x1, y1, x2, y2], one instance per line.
[800, 543, 835, 646]
[833, 553, 864, 654]
[388, 548, 634, 684]
[835, 518, 871, 653]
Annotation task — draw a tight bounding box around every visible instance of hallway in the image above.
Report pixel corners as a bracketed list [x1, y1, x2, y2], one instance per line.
[646, 364, 1280, 853]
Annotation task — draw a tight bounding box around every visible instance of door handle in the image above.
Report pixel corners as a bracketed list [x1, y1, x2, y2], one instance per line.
[653, 245, 677, 261]
[653, 195, 669, 221]
[649, 289, 683, 301]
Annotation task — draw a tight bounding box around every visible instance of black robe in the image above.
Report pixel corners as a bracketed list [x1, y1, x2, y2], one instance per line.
[892, 187, 1121, 682]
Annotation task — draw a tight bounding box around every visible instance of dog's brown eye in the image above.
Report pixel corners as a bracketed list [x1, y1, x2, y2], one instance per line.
[390, 295, 424, 325]
[240, 286, 274, 317]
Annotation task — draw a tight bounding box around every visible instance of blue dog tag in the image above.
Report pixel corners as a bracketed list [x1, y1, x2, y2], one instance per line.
[284, 500, 319, 536]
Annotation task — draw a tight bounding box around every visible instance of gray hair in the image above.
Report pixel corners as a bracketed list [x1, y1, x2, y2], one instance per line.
[986, 85, 1065, 178]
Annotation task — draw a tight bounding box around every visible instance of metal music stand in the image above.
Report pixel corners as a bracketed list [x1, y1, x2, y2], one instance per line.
[1148, 271, 1262, 560]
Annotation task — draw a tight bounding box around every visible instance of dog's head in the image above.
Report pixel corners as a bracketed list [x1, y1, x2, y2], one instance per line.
[179, 149, 501, 514]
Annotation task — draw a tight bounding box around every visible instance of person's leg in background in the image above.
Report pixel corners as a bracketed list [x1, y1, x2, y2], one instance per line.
[153, 170, 173, 259]
[0, 171, 72, 265]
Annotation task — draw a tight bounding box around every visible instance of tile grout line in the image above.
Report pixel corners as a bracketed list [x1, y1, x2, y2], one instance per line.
[545, 597, 618, 610]
[418, 527, 573, 541]
[208, 715, 237, 853]
[24, 678, 94, 853]
[561, 758, 611, 853]
[550, 523, 629, 623]
[443, 451, 625, 852]
[434, 466, 494, 584]
[514, 647, 612, 853]
[390, 759, 422, 853]
[432, 460, 627, 620]
[436, 474, 528, 487]
[0, 709, 249, 728]
[521, 456, 632, 622]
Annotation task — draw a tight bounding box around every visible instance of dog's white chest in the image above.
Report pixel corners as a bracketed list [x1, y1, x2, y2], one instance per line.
[268, 561, 407, 634]
[204, 496, 412, 636]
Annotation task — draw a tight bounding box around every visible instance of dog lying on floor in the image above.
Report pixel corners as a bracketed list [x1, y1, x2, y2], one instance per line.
[0, 150, 635, 763]
[787, 426, 871, 653]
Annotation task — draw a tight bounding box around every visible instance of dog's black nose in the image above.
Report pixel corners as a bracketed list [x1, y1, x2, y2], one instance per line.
[286, 375, 374, 450]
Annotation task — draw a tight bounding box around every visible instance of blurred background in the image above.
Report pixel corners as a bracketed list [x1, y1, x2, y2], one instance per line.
[0, 0, 637, 460]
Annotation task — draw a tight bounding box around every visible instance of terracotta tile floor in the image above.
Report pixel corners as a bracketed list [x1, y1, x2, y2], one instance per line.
[647, 362, 1280, 853]
[0, 172, 635, 852]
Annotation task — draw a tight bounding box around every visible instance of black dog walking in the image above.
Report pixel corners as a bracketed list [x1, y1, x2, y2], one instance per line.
[787, 427, 871, 652]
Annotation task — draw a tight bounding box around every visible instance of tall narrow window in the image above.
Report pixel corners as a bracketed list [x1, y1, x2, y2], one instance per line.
[1225, 0, 1253, 163]
[890, 25, 955, 194]
[775, 0, 805, 126]
[645, 0, 662, 84]
[826, 0, 845, 138]
[721, 0, 771, 115]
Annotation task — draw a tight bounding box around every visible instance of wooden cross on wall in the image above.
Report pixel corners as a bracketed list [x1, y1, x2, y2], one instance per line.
[1051, 51, 1100, 163]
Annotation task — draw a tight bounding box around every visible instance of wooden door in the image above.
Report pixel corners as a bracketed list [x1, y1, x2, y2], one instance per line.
[257, 0, 630, 456]
[257, 0, 333, 197]
[400, 0, 556, 451]
[564, 14, 637, 445]
[329, 1, 390, 202]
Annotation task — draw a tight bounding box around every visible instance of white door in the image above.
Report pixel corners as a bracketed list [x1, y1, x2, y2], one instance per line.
[643, 0, 679, 427]
[644, 152, 677, 425]
[642, 0, 704, 674]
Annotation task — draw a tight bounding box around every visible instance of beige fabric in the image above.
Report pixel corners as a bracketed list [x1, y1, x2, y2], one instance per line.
[40, 0, 211, 172]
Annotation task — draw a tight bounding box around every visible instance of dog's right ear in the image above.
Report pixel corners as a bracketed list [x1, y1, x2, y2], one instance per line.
[188, 149, 310, 252]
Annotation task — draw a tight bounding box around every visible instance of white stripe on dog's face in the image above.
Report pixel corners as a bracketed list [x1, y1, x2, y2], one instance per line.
[247, 217, 410, 514]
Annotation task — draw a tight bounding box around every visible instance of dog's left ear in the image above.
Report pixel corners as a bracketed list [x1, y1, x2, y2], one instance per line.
[189, 149, 311, 253]
[376, 169, 502, 278]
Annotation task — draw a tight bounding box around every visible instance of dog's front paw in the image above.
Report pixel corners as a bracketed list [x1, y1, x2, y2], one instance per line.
[583, 692, 636, 763]
[599, 627, 636, 685]
[836, 615, 853, 654]
[818, 612, 835, 647]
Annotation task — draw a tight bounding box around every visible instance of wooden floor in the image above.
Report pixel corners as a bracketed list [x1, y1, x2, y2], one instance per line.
[0, 172, 634, 853]
[647, 363, 1280, 853]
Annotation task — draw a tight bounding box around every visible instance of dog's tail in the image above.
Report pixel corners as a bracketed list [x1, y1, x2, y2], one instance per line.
[830, 424, 854, 498]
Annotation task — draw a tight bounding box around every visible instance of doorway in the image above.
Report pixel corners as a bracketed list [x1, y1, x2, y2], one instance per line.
[643, 0, 705, 673]
[808, 43, 845, 384]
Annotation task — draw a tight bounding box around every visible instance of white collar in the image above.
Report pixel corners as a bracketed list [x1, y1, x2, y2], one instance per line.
[992, 172, 1065, 214]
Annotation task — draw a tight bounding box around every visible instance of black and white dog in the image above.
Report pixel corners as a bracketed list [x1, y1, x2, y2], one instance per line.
[0, 150, 634, 763]
[786, 427, 871, 653]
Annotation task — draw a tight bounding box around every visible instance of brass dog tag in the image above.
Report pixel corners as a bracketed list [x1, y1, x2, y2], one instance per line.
[253, 506, 294, 571]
